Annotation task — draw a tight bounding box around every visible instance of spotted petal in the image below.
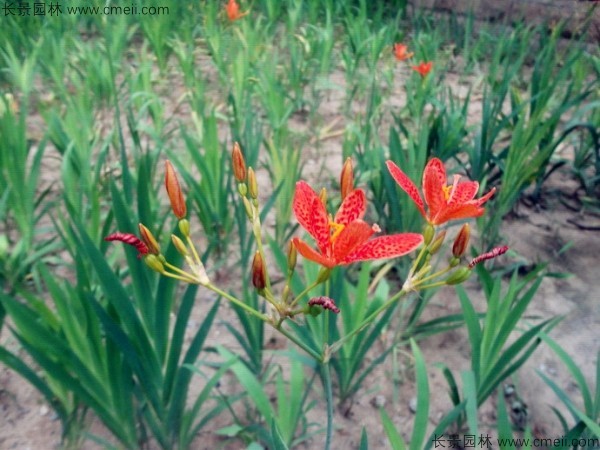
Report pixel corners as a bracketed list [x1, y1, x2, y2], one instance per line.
[343, 233, 423, 264]
[448, 180, 479, 205]
[386, 161, 426, 218]
[433, 204, 485, 225]
[332, 220, 375, 262]
[291, 237, 335, 268]
[422, 158, 447, 221]
[335, 188, 366, 225]
[293, 181, 330, 254]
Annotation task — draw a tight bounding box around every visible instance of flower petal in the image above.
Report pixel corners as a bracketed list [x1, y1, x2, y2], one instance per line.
[448, 180, 479, 205]
[422, 158, 447, 221]
[291, 238, 335, 268]
[475, 187, 496, 206]
[386, 161, 426, 218]
[433, 204, 485, 225]
[293, 181, 330, 253]
[332, 220, 374, 262]
[334, 188, 366, 225]
[343, 233, 423, 264]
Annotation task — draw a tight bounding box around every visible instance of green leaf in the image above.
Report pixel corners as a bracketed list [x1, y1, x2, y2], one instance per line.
[270, 419, 289, 450]
[380, 408, 406, 450]
[216, 346, 274, 423]
[410, 339, 429, 450]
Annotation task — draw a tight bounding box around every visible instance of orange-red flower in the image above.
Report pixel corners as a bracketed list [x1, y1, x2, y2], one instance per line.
[394, 43, 414, 61]
[412, 61, 432, 77]
[386, 158, 496, 226]
[225, 0, 248, 21]
[291, 181, 423, 268]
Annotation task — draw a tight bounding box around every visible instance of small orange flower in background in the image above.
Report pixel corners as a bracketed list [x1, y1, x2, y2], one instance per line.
[412, 61, 432, 77]
[291, 179, 423, 269]
[386, 158, 495, 226]
[393, 43, 414, 61]
[225, 0, 248, 21]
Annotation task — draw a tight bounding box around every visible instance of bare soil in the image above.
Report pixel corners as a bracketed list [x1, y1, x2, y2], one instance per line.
[1, 44, 598, 450]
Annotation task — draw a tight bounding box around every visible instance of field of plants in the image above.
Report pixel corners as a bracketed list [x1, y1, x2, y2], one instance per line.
[1, 0, 599, 449]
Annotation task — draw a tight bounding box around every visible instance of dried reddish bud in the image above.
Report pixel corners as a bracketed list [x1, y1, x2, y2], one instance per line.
[165, 160, 187, 219]
[105, 232, 149, 258]
[251, 251, 266, 290]
[232, 142, 247, 183]
[340, 157, 354, 200]
[308, 296, 340, 314]
[138, 223, 160, 255]
[452, 224, 470, 258]
[248, 167, 258, 199]
[468, 246, 509, 269]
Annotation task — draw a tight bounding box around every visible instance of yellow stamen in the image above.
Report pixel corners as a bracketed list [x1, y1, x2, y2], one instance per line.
[442, 185, 452, 200]
[329, 222, 345, 242]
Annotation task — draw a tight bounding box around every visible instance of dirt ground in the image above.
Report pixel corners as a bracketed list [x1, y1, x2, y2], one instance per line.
[1, 42, 599, 450]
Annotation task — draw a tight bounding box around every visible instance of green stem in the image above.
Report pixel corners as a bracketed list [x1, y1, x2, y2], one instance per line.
[289, 278, 322, 308]
[206, 284, 269, 323]
[275, 324, 323, 362]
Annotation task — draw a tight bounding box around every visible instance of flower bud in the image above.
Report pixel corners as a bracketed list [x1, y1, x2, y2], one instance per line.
[171, 234, 188, 256]
[428, 230, 446, 254]
[423, 224, 435, 246]
[165, 160, 187, 219]
[445, 267, 471, 285]
[231, 142, 247, 182]
[287, 241, 297, 272]
[319, 188, 327, 207]
[316, 267, 331, 284]
[340, 157, 354, 200]
[452, 224, 470, 258]
[248, 167, 258, 199]
[138, 223, 160, 255]
[178, 218, 190, 238]
[145, 254, 165, 274]
[251, 251, 266, 291]
[308, 304, 323, 317]
[242, 197, 253, 219]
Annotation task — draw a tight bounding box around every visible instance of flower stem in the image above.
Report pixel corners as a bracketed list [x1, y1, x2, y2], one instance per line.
[206, 284, 269, 323]
[328, 288, 408, 355]
[275, 324, 323, 362]
[289, 278, 322, 308]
